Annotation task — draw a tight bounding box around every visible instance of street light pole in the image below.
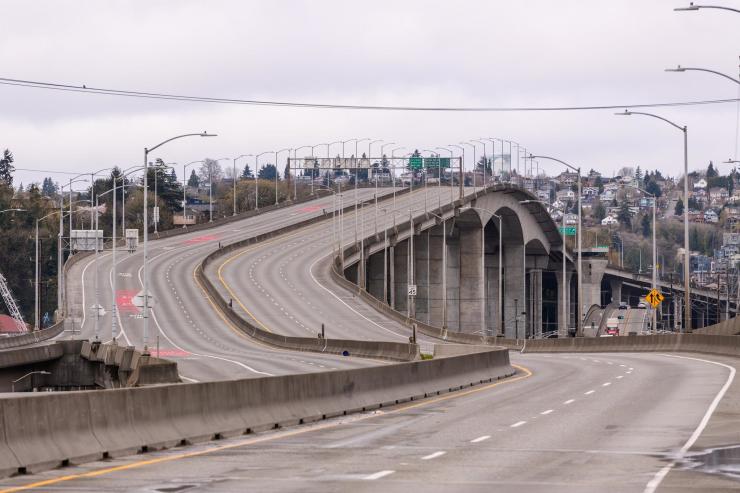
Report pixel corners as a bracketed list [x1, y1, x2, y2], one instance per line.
[460, 142, 477, 192]
[142, 132, 216, 352]
[254, 152, 271, 210]
[182, 160, 204, 227]
[232, 155, 249, 215]
[448, 144, 465, 198]
[617, 110, 691, 332]
[529, 155, 583, 336]
[275, 148, 291, 206]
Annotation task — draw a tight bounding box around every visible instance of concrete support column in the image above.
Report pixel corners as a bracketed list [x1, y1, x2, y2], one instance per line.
[428, 225, 445, 327]
[414, 231, 430, 323]
[503, 244, 525, 339]
[555, 269, 572, 337]
[581, 259, 607, 317]
[610, 278, 623, 305]
[529, 268, 543, 338]
[389, 245, 395, 308]
[366, 251, 385, 300]
[446, 228, 461, 330]
[484, 225, 501, 336]
[458, 226, 484, 333]
[393, 240, 408, 313]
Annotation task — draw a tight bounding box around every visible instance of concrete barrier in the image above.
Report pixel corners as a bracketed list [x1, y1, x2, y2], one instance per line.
[694, 316, 740, 336]
[517, 333, 740, 358]
[0, 322, 65, 350]
[0, 345, 512, 476]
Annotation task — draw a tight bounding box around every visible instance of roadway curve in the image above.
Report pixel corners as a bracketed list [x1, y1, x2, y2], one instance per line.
[209, 186, 468, 351]
[62, 190, 392, 382]
[1, 352, 736, 492]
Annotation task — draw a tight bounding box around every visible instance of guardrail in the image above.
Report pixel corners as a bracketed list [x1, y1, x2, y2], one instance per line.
[0, 344, 513, 477]
[197, 187, 422, 361]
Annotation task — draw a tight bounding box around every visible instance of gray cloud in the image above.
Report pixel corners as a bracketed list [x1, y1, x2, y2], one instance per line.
[1, 0, 738, 186]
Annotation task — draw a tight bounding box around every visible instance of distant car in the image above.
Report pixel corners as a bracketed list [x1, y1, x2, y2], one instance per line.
[618, 302, 629, 310]
[637, 301, 647, 309]
[606, 328, 619, 336]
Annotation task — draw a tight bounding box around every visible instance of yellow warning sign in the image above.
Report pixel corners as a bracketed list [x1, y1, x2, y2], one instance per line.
[644, 289, 664, 308]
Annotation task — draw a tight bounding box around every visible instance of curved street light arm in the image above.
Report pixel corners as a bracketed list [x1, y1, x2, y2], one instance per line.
[666, 65, 740, 85]
[675, 3, 740, 13]
[616, 110, 685, 132]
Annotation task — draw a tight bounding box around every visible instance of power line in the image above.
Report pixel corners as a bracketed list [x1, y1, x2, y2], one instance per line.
[1, 76, 739, 112]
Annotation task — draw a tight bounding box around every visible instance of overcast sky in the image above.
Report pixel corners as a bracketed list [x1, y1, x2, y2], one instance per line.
[2, 0, 739, 186]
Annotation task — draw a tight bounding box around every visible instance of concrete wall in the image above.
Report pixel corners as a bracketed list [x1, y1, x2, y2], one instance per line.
[0, 345, 513, 477]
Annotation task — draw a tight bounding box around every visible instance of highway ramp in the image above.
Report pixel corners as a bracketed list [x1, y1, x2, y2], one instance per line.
[62, 190, 392, 382]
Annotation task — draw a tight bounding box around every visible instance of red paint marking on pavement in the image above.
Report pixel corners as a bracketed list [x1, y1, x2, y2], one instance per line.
[184, 234, 221, 245]
[152, 349, 190, 358]
[115, 290, 140, 313]
[298, 205, 321, 213]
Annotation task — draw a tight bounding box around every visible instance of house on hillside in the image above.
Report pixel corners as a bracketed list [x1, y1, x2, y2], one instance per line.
[601, 216, 619, 226]
[704, 209, 720, 224]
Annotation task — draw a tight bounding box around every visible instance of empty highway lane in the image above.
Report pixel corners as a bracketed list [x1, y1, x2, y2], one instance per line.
[0, 352, 734, 492]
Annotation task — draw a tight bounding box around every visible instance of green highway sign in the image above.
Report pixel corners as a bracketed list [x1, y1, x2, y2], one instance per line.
[409, 157, 423, 170]
[559, 226, 577, 236]
[408, 157, 451, 170]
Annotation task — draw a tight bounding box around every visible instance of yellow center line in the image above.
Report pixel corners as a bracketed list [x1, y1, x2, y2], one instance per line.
[0, 364, 531, 492]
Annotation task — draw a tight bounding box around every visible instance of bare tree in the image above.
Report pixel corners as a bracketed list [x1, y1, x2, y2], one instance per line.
[199, 159, 223, 184]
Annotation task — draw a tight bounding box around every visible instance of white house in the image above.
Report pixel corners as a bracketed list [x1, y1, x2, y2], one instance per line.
[704, 209, 719, 224]
[564, 213, 578, 226]
[694, 178, 708, 189]
[601, 216, 619, 226]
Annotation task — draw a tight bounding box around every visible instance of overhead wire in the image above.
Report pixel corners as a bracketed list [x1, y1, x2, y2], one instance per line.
[1, 76, 739, 112]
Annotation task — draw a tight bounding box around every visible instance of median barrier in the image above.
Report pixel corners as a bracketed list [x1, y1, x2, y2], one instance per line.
[0, 344, 512, 476]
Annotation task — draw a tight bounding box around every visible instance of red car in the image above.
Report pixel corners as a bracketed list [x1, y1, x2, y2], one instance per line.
[606, 328, 619, 336]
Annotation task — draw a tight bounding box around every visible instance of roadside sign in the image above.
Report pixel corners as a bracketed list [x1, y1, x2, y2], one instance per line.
[407, 284, 417, 296]
[644, 289, 664, 308]
[408, 157, 423, 170]
[559, 226, 577, 236]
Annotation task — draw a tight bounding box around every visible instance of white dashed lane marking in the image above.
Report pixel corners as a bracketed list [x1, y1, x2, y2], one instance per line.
[422, 451, 446, 460]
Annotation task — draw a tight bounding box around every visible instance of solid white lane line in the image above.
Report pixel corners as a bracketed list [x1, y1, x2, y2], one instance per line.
[563, 399, 575, 405]
[471, 435, 491, 443]
[602, 382, 611, 387]
[364, 470, 395, 480]
[510, 421, 527, 428]
[421, 451, 446, 460]
[644, 354, 736, 493]
[540, 409, 554, 415]
[584, 390, 595, 395]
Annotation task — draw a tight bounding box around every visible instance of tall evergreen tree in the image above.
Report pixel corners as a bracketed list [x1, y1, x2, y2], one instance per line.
[675, 198, 684, 216]
[707, 161, 718, 178]
[187, 169, 199, 187]
[0, 149, 14, 187]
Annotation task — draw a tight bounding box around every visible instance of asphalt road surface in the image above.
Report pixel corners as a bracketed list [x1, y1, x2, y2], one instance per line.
[62, 189, 395, 382]
[210, 186, 470, 353]
[2, 351, 736, 492]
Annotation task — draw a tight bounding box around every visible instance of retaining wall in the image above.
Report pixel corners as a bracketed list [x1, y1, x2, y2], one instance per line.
[0, 345, 512, 476]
